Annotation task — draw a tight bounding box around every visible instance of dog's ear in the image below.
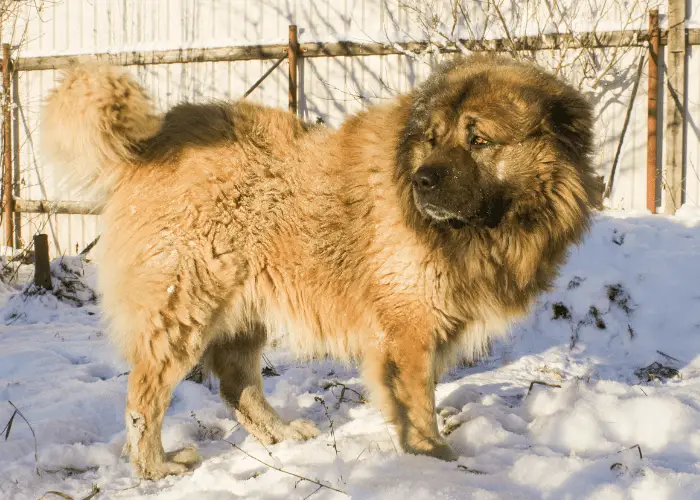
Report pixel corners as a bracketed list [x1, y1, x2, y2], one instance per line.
[543, 91, 601, 210]
[544, 94, 594, 161]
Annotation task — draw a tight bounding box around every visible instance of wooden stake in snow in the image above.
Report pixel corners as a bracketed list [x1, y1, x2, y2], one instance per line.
[33, 234, 52, 290]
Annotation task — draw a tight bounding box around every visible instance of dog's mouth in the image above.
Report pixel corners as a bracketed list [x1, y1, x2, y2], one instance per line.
[419, 201, 509, 230]
[418, 204, 473, 229]
[422, 204, 459, 222]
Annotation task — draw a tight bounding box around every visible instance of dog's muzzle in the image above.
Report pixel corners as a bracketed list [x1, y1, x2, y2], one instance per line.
[412, 165, 510, 229]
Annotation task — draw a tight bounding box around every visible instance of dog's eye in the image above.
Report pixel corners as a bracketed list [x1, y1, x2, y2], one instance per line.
[470, 135, 490, 147]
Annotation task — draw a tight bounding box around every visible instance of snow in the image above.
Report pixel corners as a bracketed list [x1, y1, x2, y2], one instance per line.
[2, 210, 700, 499]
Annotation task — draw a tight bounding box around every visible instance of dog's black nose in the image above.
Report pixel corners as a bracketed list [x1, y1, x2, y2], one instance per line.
[413, 165, 446, 191]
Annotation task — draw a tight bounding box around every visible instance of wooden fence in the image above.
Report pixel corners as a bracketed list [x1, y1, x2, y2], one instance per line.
[0, 3, 694, 250]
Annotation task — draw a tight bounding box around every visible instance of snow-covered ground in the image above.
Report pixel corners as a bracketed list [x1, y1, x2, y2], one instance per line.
[2, 211, 700, 500]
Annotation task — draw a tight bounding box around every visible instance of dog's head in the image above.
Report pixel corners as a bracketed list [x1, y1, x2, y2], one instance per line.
[398, 55, 598, 234]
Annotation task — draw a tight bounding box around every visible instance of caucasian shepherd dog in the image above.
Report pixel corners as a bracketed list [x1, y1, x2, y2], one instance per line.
[42, 55, 599, 479]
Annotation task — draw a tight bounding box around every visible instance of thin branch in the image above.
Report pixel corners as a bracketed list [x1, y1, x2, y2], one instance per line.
[526, 380, 562, 397]
[303, 485, 324, 500]
[315, 396, 340, 459]
[222, 439, 347, 496]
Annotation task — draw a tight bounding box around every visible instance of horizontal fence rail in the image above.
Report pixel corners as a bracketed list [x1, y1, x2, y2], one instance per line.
[13, 198, 103, 215]
[13, 28, 690, 72]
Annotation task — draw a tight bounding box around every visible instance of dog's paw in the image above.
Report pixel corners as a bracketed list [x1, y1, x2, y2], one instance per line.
[441, 415, 467, 436]
[428, 442, 459, 462]
[406, 438, 459, 462]
[166, 445, 201, 466]
[438, 406, 460, 419]
[133, 446, 200, 480]
[139, 460, 190, 480]
[282, 419, 320, 441]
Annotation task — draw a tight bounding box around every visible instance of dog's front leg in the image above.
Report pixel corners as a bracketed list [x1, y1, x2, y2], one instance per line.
[362, 322, 457, 461]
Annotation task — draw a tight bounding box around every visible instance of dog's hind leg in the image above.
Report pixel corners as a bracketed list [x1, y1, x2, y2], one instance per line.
[124, 331, 204, 480]
[113, 262, 229, 479]
[204, 323, 319, 444]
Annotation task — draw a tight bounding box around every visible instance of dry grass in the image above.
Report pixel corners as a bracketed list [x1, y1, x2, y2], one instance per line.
[2, 401, 38, 474]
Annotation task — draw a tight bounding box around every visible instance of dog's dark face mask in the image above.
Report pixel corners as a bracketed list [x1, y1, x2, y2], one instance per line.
[408, 98, 524, 231]
[403, 56, 595, 233]
[411, 143, 511, 229]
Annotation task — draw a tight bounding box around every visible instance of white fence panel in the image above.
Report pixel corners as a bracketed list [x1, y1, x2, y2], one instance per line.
[2, 0, 698, 254]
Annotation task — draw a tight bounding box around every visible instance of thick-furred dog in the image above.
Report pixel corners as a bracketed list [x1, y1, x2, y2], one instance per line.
[42, 55, 598, 479]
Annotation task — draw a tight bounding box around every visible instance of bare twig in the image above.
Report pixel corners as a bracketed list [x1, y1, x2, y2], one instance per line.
[39, 484, 100, 500]
[354, 441, 382, 461]
[656, 350, 682, 364]
[41, 465, 99, 476]
[39, 492, 74, 500]
[302, 485, 324, 500]
[5, 311, 26, 325]
[526, 380, 562, 397]
[315, 397, 340, 458]
[625, 444, 644, 460]
[391, 0, 651, 94]
[222, 438, 347, 495]
[323, 381, 367, 408]
[79, 236, 100, 257]
[457, 464, 487, 474]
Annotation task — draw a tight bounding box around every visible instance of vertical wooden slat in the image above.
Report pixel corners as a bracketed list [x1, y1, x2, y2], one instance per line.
[2, 43, 13, 247]
[664, 0, 686, 214]
[11, 67, 20, 246]
[288, 25, 298, 115]
[647, 9, 659, 214]
[603, 51, 646, 202]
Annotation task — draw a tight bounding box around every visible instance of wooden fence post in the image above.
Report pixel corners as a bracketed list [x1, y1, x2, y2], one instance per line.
[33, 234, 52, 290]
[2, 43, 13, 247]
[664, 0, 686, 214]
[647, 9, 659, 214]
[288, 25, 299, 115]
[11, 63, 19, 247]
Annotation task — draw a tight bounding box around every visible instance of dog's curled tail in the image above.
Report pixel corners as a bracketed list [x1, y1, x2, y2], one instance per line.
[41, 64, 162, 197]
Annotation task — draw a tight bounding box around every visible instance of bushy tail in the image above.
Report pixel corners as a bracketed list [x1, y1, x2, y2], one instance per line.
[41, 64, 162, 198]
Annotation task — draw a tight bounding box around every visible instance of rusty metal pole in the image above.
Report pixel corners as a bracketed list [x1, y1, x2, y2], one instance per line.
[2, 43, 13, 247]
[288, 25, 298, 115]
[647, 9, 659, 214]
